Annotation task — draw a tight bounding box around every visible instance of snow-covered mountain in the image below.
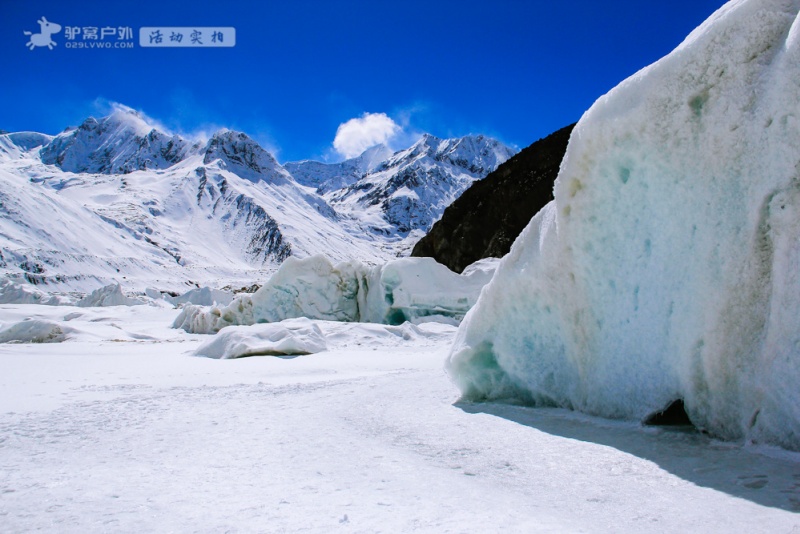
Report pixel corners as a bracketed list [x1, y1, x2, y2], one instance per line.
[0, 108, 512, 292]
[40, 108, 195, 174]
[285, 144, 393, 194]
[289, 134, 515, 237]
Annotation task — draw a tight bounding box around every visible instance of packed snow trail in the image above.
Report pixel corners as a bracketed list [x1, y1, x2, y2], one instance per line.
[0, 307, 799, 532]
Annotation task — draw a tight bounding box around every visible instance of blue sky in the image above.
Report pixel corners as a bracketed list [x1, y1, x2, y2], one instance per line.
[3, 0, 727, 162]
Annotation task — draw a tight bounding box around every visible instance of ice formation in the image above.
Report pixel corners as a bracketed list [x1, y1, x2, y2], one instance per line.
[76, 283, 144, 307]
[0, 319, 71, 343]
[448, 0, 800, 449]
[360, 256, 497, 325]
[168, 287, 235, 307]
[174, 255, 495, 334]
[194, 318, 328, 359]
[0, 278, 73, 306]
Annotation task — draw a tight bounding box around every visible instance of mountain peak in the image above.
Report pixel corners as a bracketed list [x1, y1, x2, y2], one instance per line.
[415, 133, 442, 151]
[207, 129, 250, 143]
[40, 109, 189, 174]
[381, 133, 514, 176]
[77, 117, 99, 130]
[318, 133, 516, 237]
[203, 130, 290, 184]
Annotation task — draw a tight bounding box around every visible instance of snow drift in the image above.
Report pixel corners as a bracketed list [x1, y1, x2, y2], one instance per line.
[448, 0, 800, 450]
[194, 318, 327, 359]
[174, 255, 495, 333]
[0, 319, 72, 344]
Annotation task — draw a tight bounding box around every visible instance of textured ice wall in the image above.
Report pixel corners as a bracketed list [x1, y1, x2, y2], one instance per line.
[174, 255, 494, 333]
[362, 257, 496, 325]
[251, 256, 367, 323]
[0, 278, 73, 306]
[448, 0, 800, 449]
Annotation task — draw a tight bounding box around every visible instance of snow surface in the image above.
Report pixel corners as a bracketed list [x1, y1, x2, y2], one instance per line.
[173, 255, 496, 333]
[1, 303, 800, 531]
[449, 0, 800, 450]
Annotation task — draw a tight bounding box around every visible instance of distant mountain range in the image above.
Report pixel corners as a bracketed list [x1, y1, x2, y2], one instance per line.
[0, 106, 513, 291]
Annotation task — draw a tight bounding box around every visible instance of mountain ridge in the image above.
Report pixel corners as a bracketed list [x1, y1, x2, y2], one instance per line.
[0, 108, 515, 291]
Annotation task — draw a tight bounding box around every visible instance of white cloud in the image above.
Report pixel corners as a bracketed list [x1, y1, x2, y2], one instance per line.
[333, 112, 401, 159]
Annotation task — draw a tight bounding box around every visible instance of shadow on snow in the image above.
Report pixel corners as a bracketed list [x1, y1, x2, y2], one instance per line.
[455, 400, 800, 513]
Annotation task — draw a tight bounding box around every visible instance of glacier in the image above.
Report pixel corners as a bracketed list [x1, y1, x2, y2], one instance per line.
[0, 278, 73, 306]
[448, 0, 800, 450]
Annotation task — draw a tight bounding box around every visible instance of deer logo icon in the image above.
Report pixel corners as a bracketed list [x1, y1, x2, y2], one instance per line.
[24, 17, 62, 50]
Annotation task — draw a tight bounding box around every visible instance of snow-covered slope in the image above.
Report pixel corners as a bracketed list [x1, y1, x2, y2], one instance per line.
[0, 132, 52, 159]
[449, 0, 800, 450]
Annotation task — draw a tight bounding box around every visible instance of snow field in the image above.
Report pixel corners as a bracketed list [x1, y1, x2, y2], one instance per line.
[1, 304, 799, 532]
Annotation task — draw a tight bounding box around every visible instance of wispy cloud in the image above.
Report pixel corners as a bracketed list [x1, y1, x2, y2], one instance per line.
[90, 98, 174, 135]
[84, 98, 283, 158]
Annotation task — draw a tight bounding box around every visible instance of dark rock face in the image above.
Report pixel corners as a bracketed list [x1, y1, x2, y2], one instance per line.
[411, 123, 575, 273]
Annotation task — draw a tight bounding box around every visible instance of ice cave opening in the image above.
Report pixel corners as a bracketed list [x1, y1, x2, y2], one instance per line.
[643, 399, 695, 428]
